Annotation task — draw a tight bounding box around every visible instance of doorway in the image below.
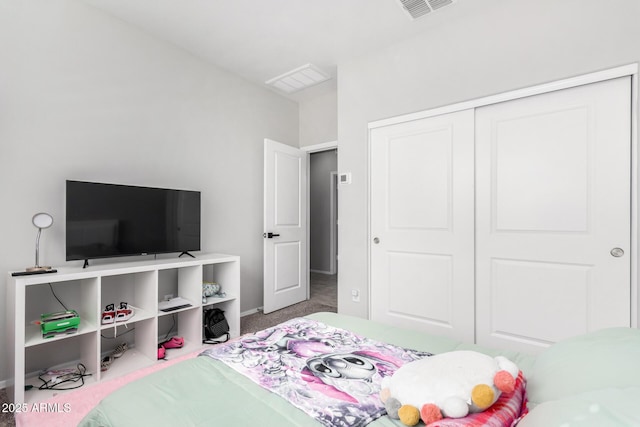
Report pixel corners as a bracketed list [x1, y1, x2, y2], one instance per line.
[307, 144, 338, 309]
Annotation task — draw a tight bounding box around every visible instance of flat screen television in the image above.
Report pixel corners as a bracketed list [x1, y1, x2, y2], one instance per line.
[66, 180, 201, 263]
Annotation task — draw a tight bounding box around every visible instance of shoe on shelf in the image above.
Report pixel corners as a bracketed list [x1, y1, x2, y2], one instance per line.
[162, 336, 184, 349]
[111, 342, 128, 359]
[101, 304, 115, 325]
[101, 355, 114, 371]
[157, 345, 166, 360]
[115, 302, 135, 322]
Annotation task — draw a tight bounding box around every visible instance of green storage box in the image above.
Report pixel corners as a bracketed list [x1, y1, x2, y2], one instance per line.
[40, 310, 80, 338]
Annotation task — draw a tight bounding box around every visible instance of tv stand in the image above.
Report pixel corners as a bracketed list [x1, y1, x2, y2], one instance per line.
[178, 251, 196, 258]
[6, 253, 240, 405]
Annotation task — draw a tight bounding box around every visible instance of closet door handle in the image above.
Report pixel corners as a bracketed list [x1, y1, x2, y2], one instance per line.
[373, 237, 380, 244]
[264, 232, 280, 239]
[610, 247, 624, 257]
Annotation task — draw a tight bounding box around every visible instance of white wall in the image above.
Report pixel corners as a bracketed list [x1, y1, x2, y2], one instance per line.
[299, 90, 337, 148]
[310, 150, 337, 273]
[0, 1, 298, 382]
[337, 0, 640, 318]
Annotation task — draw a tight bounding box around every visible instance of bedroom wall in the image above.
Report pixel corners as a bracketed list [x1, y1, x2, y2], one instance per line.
[0, 1, 298, 383]
[337, 0, 640, 319]
[299, 89, 338, 148]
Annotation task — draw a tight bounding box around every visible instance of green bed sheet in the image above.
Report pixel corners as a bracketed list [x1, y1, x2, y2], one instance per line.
[79, 312, 536, 427]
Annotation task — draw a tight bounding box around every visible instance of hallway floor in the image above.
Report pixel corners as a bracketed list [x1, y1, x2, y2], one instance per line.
[310, 271, 337, 308]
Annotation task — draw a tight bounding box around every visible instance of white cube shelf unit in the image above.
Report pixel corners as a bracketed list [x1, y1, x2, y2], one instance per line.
[6, 253, 240, 404]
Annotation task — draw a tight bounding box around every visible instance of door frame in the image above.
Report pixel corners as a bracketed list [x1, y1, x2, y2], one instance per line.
[330, 171, 338, 275]
[302, 141, 339, 277]
[368, 63, 639, 327]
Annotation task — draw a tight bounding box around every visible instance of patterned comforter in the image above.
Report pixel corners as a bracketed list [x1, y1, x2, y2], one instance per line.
[200, 317, 431, 427]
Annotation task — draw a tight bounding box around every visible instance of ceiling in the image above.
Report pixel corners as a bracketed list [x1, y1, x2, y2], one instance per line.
[81, 0, 483, 102]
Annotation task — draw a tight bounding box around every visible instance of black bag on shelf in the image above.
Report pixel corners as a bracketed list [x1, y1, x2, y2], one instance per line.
[203, 307, 230, 344]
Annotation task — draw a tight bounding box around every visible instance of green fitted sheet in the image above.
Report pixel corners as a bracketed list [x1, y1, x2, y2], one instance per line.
[79, 312, 536, 427]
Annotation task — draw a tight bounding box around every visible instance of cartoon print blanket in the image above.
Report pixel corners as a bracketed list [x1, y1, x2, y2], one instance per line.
[199, 317, 431, 427]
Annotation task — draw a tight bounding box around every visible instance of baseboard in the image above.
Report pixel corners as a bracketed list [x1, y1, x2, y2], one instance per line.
[310, 269, 333, 275]
[241, 307, 263, 317]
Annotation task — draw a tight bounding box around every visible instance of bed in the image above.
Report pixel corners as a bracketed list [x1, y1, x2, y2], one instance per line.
[78, 312, 640, 427]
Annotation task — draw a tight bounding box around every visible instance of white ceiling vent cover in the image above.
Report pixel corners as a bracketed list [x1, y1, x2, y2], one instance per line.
[265, 64, 331, 94]
[397, 0, 455, 20]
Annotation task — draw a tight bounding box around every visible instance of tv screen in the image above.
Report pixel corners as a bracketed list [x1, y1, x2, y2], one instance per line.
[66, 180, 201, 261]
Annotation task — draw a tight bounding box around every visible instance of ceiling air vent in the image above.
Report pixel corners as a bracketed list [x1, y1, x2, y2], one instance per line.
[397, 0, 455, 20]
[265, 63, 331, 94]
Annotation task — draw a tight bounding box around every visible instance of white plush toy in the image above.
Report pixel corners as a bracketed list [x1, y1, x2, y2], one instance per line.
[380, 351, 519, 426]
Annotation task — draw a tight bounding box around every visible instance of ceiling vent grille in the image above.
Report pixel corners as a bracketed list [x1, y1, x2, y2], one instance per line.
[265, 63, 331, 94]
[397, 0, 455, 20]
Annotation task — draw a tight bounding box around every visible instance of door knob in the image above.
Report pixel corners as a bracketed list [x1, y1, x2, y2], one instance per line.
[373, 237, 380, 244]
[263, 232, 280, 239]
[610, 247, 624, 257]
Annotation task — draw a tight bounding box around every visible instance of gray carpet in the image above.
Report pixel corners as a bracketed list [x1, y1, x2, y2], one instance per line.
[241, 299, 337, 335]
[242, 273, 337, 334]
[309, 272, 337, 308]
[0, 389, 13, 427]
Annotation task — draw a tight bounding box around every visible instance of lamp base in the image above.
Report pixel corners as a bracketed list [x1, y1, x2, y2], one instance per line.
[12, 268, 57, 277]
[26, 266, 52, 272]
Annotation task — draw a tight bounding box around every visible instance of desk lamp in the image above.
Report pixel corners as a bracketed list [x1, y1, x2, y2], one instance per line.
[27, 212, 54, 272]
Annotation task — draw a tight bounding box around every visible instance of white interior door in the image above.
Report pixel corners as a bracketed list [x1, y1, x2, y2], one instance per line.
[263, 139, 308, 313]
[475, 77, 631, 353]
[370, 109, 475, 342]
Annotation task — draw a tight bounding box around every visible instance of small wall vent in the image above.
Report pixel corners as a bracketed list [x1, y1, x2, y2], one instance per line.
[397, 0, 455, 20]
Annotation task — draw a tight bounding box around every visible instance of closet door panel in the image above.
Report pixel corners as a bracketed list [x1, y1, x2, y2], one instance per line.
[493, 106, 589, 232]
[489, 258, 591, 343]
[370, 109, 474, 342]
[476, 77, 631, 354]
[387, 252, 453, 323]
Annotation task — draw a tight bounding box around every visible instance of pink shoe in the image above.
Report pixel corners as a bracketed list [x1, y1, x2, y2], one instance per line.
[162, 336, 184, 349]
[158, 345, 166, 360]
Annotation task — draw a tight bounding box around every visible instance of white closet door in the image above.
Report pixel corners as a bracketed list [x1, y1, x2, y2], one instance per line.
[370, 109, 475, 342]
[475, 77, 631, 354]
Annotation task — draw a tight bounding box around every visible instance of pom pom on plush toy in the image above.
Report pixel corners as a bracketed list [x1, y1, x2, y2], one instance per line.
[380, 350, 519, 426]
[470, 384, 495, 410]
[398, 405, 421, 426]
[420, 404, 442, 425]
[494, 370, 516, 394]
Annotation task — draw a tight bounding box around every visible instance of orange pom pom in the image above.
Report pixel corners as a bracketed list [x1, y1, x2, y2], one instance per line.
[494, 370, 516, 394]
[398, 405, 420, 426]
[471, 384, 495, 409]
[420, 403, 443, 425]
